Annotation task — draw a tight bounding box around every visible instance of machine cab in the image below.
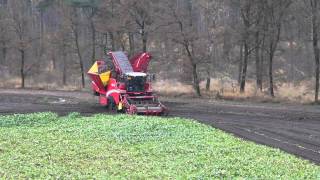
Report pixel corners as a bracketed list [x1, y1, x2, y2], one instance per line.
[124, 72, 147, 93]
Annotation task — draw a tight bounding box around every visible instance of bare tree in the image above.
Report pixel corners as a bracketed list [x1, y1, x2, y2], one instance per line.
[309, 0, 320, 102]
[239, 0, 256, 93]
[9, 0, 34, 88]
[254, 2, 265, 92]
[0, 7, 10, 66]
[63, 5, 86, 88]
[201, 0, 224, 92]
[96, 0, 123, 51]
[56, 11, 73, 85]
[263, 0, 292, 97]
[164, 0, 205, 96]
[124, 0, 155, 52]
[81, 2, 99, 64]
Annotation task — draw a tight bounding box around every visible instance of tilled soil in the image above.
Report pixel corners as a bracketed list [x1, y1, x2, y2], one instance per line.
[0, 89, 319, 165]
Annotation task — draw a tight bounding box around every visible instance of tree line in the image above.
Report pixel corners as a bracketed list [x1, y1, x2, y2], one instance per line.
[0, 0, 319, 102]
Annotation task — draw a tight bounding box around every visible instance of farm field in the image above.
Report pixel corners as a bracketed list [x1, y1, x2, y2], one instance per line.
[2, 0, 320, 178]
[0, 89, 320, 165]
[0, 112, 319, 179]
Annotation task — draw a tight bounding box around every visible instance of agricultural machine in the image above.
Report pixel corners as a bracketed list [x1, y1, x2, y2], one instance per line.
[87, 51, 167, 115]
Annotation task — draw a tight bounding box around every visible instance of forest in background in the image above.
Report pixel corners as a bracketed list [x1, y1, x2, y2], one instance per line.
[0, 0, 320, 103]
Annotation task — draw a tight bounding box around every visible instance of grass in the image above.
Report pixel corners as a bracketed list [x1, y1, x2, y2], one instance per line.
[0, 113, 319, 179]
[1, 76, 316, 103]
[154, 79, 316, 103]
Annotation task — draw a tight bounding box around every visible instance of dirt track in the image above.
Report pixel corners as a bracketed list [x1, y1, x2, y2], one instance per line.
[0, 89, 320, 165]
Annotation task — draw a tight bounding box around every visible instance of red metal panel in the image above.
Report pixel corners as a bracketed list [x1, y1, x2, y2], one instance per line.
[99, 95, 108, 106]
[106, 78, 120, 105]
[88, 73, 106, 93]
[129, 52, 152, 73]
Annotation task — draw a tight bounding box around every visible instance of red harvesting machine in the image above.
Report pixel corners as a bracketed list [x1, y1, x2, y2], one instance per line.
[87, 51, 168, 115]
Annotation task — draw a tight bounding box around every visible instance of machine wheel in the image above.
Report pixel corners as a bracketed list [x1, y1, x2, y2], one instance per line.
[93, 91, 100, 96]
[162, 110, 169, 117]
[108, 96, 117, 113]
[126, 105, 137, 115]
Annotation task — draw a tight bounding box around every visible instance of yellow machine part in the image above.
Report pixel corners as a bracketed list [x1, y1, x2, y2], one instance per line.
[88, 62, 99, 74]
[88, 62, 111, 86]
[118, 102, 123, 110]
[99, 71, 111, 86]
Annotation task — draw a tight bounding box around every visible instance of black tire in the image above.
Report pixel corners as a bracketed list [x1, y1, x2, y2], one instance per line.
[108, 96, 117, 113]
[117, 107, 125, 114]
[93, 91, 100, 96]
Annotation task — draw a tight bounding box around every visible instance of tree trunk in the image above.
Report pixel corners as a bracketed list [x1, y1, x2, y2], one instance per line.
[109, 32, 115, 51]
[141, 21, 147, 52]
[90, 21, 96, 64]
[269, 50, 275, 97]
[20, 49, 25, 88]
[315, 53, 320, 103]
[268, 26, 281, 97]
[142, 31, 147, 52]
[192, 63, 201, 96]
[1, 46, 6, 65]
[62, 47, 67, 86]
[206, 70, 210, 91]
[117, 32, 125, 51]
[312, 0, 319, 102]
[239, 3, 251, 93]
[259, 51, 264, 91]
[255, 32, 262, 91]
[259, 34, 266, 91]
[240, 41, 248, 93]
[52, 54, 56, 71]
[185, 44, 201, 96]
[40, 10, 44, 58]
[289, 40, 295, 82]
[238, 43, 243, 85]
[129, 32, 135, 57]
[74, 29, 85, 88]
[104, 33, 108, 53]
[206, 77, 211, 91]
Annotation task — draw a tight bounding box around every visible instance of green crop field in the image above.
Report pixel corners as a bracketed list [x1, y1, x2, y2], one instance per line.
[0, 112, 319, 179]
